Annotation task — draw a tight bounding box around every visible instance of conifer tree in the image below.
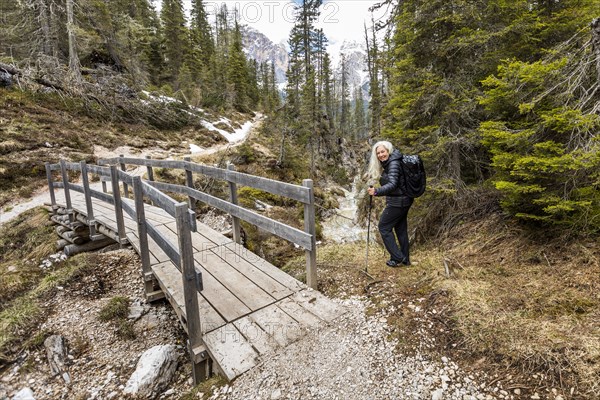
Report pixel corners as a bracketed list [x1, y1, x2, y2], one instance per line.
[226, 20, 249, 110]
[160, 0, 189, 85]
[190, 0, 214, 67]
[353, 86, 366, 139]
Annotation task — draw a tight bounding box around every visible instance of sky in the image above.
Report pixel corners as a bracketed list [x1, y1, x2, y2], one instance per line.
[157, 0, 390, 47]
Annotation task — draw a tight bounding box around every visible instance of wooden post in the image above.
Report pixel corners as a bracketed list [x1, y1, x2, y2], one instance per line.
[227, 164, 242, 244]
[145, 155, 155, 206]
[175, 202, 204, 384]
[183, 157, 195, 210]
[79, 161, 97, 237]
[133, 176, 154, 297]
[59, 159, 74, 223]
[119, 154, 129, 199]
[45, 162, 57, 210]
[145, 155, 154, 182]
[110, 165, 127, 245]
[303, 179, 317, 289]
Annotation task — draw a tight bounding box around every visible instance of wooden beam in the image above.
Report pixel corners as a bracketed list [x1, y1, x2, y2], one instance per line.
[303, 179, 317, 289]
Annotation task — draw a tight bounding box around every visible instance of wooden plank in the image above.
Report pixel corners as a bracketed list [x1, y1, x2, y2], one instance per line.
[209, 245, 293, 300]
[164, 221, 230, 251]
[303, 179, 317, 289]
[192, 259, 251, 322]
[147, 223, 180, 267]
[289, 290, 344, 323]
[127, 232, 159, 265]
[247, 303, 305, 347]
[224, 243, 305, 292]
[141, 181, 177, 217]
[277, 296, 324, 326]
[232, 316, 280, 356]
[197, 249, 275, 311]
[224, 169, 311, 204]
[152, 262, 225, 333]
[202, 323, 259, 381]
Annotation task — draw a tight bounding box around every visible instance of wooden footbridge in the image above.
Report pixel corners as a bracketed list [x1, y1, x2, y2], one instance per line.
[44, 156, 343, 383]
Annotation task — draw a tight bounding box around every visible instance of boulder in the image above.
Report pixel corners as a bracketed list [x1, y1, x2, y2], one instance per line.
[44, 335, 71, 384]
[12, 387, 35, 400]
[123, 344, 179, 399]
[0, 70, 12, 88]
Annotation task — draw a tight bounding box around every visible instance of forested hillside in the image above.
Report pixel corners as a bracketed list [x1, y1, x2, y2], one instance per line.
[380, 0, 600, 235]
[1, 0, 600, 399]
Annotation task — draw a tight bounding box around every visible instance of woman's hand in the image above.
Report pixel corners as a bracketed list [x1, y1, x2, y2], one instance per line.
[367, 186, 376, 196]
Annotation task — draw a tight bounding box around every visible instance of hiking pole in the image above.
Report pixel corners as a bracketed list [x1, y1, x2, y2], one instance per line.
[361, 186, 376, 280]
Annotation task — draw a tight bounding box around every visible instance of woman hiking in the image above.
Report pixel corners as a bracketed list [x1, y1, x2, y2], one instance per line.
[366, 141, 413, 267]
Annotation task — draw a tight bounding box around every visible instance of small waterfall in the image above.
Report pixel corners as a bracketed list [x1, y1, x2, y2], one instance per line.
[322, 177, 369, 243]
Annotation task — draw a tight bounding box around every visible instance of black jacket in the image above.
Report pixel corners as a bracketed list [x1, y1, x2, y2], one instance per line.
[376, 149, 406, 197]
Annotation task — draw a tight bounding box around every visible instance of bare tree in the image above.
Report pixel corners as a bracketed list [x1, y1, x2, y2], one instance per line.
[66, 0, 81, 84]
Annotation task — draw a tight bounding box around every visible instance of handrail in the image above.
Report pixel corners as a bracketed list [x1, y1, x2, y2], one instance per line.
[45, 161, 200, 277]
[146, 180, 313, 250]
[96, 155, 318, 289]
[97, 156, 311, 204]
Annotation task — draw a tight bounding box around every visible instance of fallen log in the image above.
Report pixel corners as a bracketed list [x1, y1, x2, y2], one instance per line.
[74, 214, 121, 243]
[64, 236, 115, 256]
[56, 239, 69, 251]
[55, 227, 89, 245]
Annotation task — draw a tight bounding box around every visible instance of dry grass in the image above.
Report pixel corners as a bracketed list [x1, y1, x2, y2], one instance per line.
[433, 216, 600, 398]
[282, 213, 599, 398]
[0, 208, 55, 308]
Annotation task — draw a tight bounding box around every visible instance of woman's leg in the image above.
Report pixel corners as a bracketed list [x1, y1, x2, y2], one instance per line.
[393, 205, 411, 263]
[378, 205, 405, 262]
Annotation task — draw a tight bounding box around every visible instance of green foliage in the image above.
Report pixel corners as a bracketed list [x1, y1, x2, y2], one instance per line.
[479, 54, 600, 232]
[98, 296, 130, 321]
[382, 0, 600, 234]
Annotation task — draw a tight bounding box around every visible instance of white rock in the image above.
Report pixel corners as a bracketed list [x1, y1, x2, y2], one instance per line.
[431, 388, 444, 400]
[123, 345, 179, 398]
[12, 388, 36, 400]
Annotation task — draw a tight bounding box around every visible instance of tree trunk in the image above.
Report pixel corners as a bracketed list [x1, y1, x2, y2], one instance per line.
[66, 0, 81, 85]
[592, 18, 600, 82]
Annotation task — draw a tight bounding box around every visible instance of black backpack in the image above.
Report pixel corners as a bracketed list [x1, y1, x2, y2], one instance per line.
[400, 154, 426, 198]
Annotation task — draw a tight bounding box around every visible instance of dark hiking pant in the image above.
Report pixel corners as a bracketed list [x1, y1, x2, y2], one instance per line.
[378, 201, 412, 263]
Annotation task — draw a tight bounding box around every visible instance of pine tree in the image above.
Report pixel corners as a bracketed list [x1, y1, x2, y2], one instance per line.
[160, 0, 189, 85]
[226, 20, 249, 110]
[338, 53, 351, 138]
[353, 86, 366, 139]
[190, 0, 214, 67]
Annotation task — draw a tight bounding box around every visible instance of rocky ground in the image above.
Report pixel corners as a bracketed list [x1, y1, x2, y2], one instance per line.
[0, 245, 521, 400]
[207, 296, 505, 400]
[0, 249, 195, 400]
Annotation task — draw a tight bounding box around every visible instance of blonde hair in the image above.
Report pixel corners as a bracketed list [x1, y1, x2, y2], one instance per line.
[365, 140, 394, 182]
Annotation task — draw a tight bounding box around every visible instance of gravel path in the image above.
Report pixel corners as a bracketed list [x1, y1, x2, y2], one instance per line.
[208, 298, 502, 400]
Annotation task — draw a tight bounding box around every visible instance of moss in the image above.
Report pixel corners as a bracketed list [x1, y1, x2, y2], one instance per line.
[98, 296, 130, 321]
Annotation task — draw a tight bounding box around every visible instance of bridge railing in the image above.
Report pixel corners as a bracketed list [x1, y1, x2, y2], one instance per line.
[97, 155, 318, 289]
[46, 158, 206, 381]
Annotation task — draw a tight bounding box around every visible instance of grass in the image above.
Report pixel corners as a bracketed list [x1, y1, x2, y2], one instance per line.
[179, 375, 228, 400]
[281, 213, 599, 398]
[98, 296, 130, 321]
[0, 208, 56, 309]
[98, 296, 136, 340]
[0, 252, 94, 362]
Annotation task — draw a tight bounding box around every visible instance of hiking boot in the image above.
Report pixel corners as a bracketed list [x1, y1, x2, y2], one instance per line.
[386, 260, 401, 268]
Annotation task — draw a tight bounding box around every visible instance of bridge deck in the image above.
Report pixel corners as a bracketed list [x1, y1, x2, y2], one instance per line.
[54, 191, 342, 380]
